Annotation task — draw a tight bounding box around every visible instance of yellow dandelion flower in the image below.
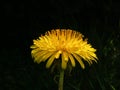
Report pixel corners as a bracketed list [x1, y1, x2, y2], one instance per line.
[30, 29, 98, 70]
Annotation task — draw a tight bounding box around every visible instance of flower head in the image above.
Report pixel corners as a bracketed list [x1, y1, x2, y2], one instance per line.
[30, 29, 98, 70]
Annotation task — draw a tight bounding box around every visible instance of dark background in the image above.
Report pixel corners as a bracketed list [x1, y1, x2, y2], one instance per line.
[1, 1, 120, 90]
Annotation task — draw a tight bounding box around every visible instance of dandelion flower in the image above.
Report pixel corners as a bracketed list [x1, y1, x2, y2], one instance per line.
[30, 29, 98, 70]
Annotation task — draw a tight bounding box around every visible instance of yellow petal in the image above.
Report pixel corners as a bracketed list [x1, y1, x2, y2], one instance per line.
[42, 52, 55, 62]
[30, 45, 37, 49]
[46, 53, 55, 68]
[62, 52, 69, 62]
[33, 50, 47, 58]
[31, 48, 41, 56]
[55, 50, 62, 59]
[68, 54, 76, 67]
[72, 53, 85, 69]
[33, 51, 48, 63]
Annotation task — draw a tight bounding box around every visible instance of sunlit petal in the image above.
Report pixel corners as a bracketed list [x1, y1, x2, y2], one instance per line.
[46, 53, 56, 68]
[72, 53, 85, 69]
[68, 53, 76, 67]
[62, 52, 67, 69]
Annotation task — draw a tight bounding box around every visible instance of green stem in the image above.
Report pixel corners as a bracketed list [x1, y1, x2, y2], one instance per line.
[58, 69, 64, 90]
